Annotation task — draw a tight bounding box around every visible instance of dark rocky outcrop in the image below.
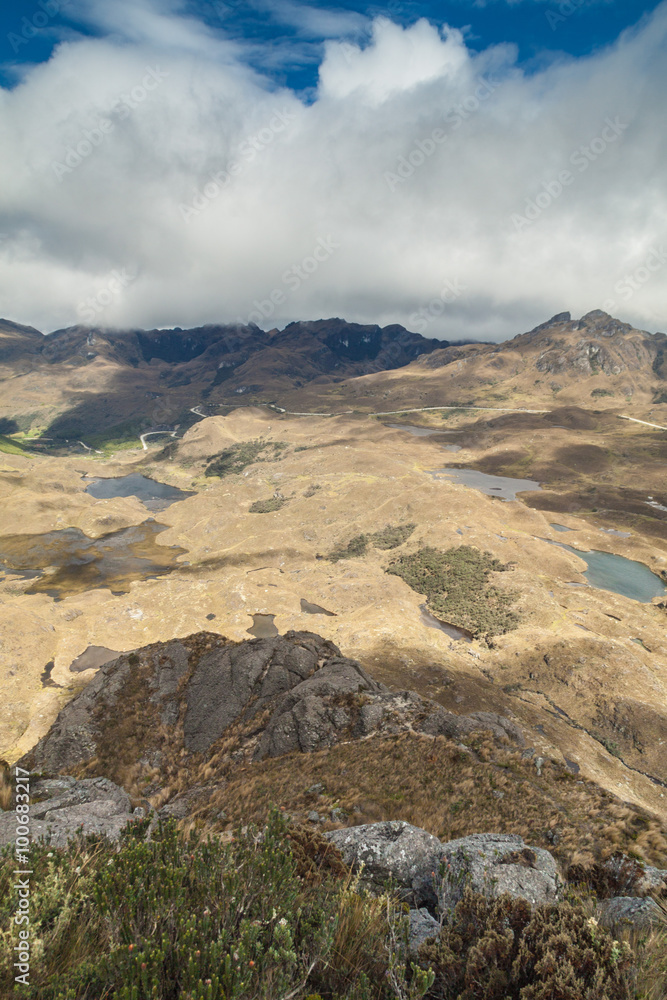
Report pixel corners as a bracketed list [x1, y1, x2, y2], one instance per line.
[19, 631, 524, 785]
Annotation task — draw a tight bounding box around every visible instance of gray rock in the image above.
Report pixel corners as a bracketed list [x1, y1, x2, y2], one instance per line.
[0, 776, 139, 849]
[325, 821, 445, 908]
[439, 833, 561, 916]
[253, 657, 387, 759]
[408, 908, 440, 955]
[307, 811, 322, 823]
[415, 708, 524, 745]
[639, 865, 667, 894]
[597, 896, 665, 932]
[330, 807, 347, 823]
[185, 632, 342, 753]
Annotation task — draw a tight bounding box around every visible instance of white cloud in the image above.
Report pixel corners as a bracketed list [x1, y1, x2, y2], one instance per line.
[0, 0, 665, 340]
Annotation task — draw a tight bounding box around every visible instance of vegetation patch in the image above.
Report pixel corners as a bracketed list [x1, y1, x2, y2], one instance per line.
[371, 523, 416, 550]
[386, 545, 520, 639]
[204, 439, 288, 478]
[249, 496, 288, 513]
[0, 434, 29, 455]
[591, 388, 615, 398]
[326, 524, 415, 562]
[327, 533, 370, 562]
[418, 886, 636, 1000]
[0, 811, 431, 1000]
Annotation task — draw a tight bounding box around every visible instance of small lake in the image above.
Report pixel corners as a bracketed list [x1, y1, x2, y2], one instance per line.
[0, 521, 186, 599]
[300, 598, 336, 616]
[419, 604, 472, 641]
[68, 645, 127, 673]
[551, 541, 666, 603]
[247, 613, 279, 638]
[431, 467, 541, 502]
[387, 424, 459, 436]
[84, 474, 195, 512]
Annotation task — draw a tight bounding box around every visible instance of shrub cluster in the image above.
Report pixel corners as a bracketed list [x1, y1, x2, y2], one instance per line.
[204, 440, 287, 478]
[326, 524, 416, 562]
[249, 497, 288, 513]
[418, 886, 634, 1000]
[0, 812, 429, 1000]
[386, 545, 520, 639]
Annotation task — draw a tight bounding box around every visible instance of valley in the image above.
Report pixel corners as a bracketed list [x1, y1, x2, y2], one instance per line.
[1, 341, 666, 832]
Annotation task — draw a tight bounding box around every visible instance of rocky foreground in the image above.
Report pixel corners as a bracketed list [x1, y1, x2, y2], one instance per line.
[3, 631, 666, 941]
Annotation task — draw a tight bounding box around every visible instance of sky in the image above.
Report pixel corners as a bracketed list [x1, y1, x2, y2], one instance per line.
[0, 0, 665, 342]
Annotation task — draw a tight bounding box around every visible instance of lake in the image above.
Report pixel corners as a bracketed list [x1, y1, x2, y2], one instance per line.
[431, 467, 542, 501]
[0, 521, 186, 599]
[84, 473, 195, 511]
[552, 542, 666, 603]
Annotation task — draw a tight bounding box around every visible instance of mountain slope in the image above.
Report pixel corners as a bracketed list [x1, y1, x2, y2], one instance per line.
[281, 311, 667, 416]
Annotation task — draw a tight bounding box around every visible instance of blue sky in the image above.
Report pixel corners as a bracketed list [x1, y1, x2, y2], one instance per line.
[1, 0, 662, 92]
[0, 0, 666, 339]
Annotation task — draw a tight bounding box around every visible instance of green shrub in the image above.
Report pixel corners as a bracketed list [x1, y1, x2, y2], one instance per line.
[327, 534, 370, 562]
[326, 524, 415, 561]
[204, 439, 285, 477]
[249, 497, 288, 513]
[418, 886, 635, 1000]
[386, 545, 520, 639]
[0, 811, 433, 1000]
[591, 389, 614, 398]
[371, 524, 416, 550]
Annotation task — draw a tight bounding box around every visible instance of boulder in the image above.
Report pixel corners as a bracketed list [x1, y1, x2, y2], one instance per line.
[597, 896, 665, 933]
[325, 820, 445, 909]
[439, 833, 561, 915]
[0, 776, 140, 849]
[408, 908, 441, 954]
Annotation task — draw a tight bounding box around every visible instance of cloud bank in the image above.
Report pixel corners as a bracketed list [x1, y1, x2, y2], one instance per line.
[0, 0, 666, 340]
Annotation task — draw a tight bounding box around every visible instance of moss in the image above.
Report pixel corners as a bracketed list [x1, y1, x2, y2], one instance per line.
[386, 545, 520, 639]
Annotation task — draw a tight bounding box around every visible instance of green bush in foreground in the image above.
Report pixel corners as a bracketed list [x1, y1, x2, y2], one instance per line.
[386, 545, 520, 639]
[0, 812, 430, 1000]
[2, 814, 662, 999]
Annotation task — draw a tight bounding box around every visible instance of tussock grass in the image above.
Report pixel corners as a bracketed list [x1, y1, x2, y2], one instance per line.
[188, 732, 667, 872]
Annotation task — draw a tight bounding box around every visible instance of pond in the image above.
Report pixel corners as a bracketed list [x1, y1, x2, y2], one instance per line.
[431, 467, 541, 501]
[551, 541, 667, 603]
[419, 604, 472, 641]
[84, 473, 195, 512]
[68, 645, 126, 673]
[386, 424, 460, 436]
[0, 521, 186, 599]
[300, 598, 337, 616]
[247, 613, 279, 638]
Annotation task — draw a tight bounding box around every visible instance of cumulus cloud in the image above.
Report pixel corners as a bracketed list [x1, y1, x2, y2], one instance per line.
[0, 0, 665, 340]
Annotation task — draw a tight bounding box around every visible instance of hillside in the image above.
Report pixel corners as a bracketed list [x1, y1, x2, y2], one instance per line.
[0, 317, 448, 444]
[280, 311, 667, 420]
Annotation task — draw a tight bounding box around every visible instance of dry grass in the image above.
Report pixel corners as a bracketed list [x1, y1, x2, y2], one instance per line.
[186, 731, 667, 870]
[0, 761, 11, 811]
